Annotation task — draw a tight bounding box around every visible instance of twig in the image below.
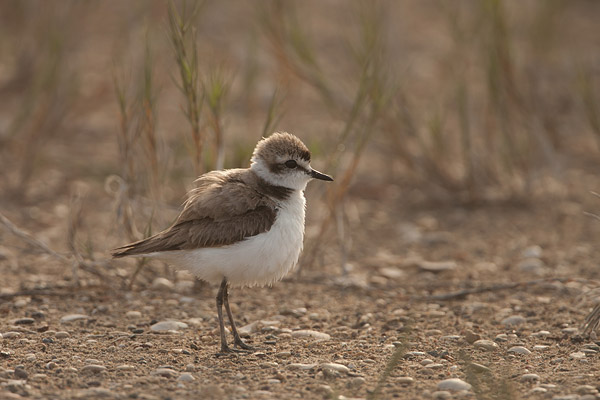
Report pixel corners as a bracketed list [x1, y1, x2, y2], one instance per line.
[415, 277, 576, 302]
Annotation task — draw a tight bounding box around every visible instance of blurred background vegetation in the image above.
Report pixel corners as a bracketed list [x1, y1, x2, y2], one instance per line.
[1, 0, 599, 278]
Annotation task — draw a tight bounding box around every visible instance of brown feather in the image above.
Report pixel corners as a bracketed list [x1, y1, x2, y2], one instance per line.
[111, 169, 290, 257]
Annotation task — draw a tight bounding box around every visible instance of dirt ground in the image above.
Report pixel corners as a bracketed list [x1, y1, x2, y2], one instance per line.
[2, 1, 600, 399]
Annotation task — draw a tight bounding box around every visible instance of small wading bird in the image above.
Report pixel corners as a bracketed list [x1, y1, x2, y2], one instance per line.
[112, 132, 333, 353]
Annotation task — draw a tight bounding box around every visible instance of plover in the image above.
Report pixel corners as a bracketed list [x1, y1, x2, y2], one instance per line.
[112, 132, 333, 353]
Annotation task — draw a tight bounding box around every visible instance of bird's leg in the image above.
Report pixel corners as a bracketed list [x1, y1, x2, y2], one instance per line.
[223, 280, 255, 351]
[216, 278, 232, 354]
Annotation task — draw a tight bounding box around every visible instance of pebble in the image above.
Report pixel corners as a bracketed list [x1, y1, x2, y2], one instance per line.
[473, 339, 498, 351]
[570, 351, 585, 359]
[562, 327, 578, 335]
[14, 368, 27, 379]
[397, 377, 414, 384]
[425, 363, 444, 369]
[13, 318, 35, 325]
[552, 396, 579, 400]
[521, 373, 540, 382]
[464, 330, 481, 344]
[291, 330, 331, 340]
[533, 345, 550, 351]
[405, 351, 427, 357]
[494, 333, 508, 342]
[24, 354, 36, 362]
[530, 387, 547, 394]
[150, 321, 188, 332]
[432, 391, 452, 400]
[2, 332, 21, 339]
[287, 363, 317, 371]
[177, 373, 195, 382]
[60, 314, 89, 323]
[151, 368, 179, 378]
[116, 365, 135, 371]
[576, 385, 597, 395]
[421, 359, 433, 366]
[532, 330, 550, 338]
[321, 363, 349, 374]
[55, 331, 70, 339]
[238, 321, 259, 336]
[417, 260, 457, 272]
[437, 378, 472, 392]
[508, 346, 531, 355]
[151, 277, 174, 291]
[316, 385, 334, 396]
[468, 363, 491, 373]
[501, 315, 526, 327]
[125, 311, 142, 319]
[81, 365, 107, 373]
[441, 335, 461, 341]
[517, 258, 545, 274]
[522, 245, 543, 258]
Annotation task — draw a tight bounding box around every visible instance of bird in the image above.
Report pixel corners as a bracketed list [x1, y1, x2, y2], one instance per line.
[112, 132, 333, 353]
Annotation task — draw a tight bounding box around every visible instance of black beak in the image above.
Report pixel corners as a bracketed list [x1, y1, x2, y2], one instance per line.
[310, 168, 334, 181]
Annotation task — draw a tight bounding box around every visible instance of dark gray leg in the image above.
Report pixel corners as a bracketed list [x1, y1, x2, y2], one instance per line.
[222, 280, 254, 351]
[216, 278, 231, 353]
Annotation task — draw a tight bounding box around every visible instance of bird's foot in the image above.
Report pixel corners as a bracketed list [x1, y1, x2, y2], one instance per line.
[215, 343, 253, 357]
[233, 338, 255, 351]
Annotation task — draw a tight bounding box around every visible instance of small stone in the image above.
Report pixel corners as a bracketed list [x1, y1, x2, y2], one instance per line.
[531, 330, 550, 338]
[501, 315, 526, 327]
[151, 368, 178, 378]
[425, 363, 444, 369]
[349, 377, 366, 388]
[576, 385, 597, 395]
[81, 365, 106, 374]
[521, 373, 540, 382]
[507, 346, 531, 355]
[177, 373, 195, 382]
[417, 260, 457, 272]
[522, 245, 543, 258]
[530, 387, 547, 394]
[238, 321, 259, 336]
[437, 378, 472, 392]
[55, 331, 70, 339]
[517, 258, 545, 274]
[287, 363, 317, 371]
[13, 318, 35, 325]
[14, 368, 28, 379]
[468, 363, 491, 373]
[464, 330, 481, 344]
[432, 391, 452, 400]
[321, 363, 349, 374]
[552, 396, 579, 400]
[570, 351, 585, 359]
[60, 314, 89, 323]
[397, 377, 414, 384]
[267, 379, 281, 385]
[151, 277, 174, 291]
[441, 335, 461, 341]
[533, 345, 550, 351]
[125, 311, 142, 319]
[150, 321, 188, 332]
[473, 339, 498, 351]
[494, 333, 508, 342]
[116, 365, 135, 371]
[42, 337, 54, 344]
[24, 353, 36, 362]
[45, 361, 57, 369]
[291, 330, 331, 340]
[2, 332, 21, 339]
[316, 385, 334, 396]
[561, 327, 578, 335]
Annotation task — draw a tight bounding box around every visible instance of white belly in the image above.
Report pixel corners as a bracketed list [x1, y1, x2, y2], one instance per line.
[154, 192, 306, 287]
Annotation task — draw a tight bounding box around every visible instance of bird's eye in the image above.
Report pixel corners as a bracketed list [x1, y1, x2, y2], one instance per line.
[285, 160, 297, 169]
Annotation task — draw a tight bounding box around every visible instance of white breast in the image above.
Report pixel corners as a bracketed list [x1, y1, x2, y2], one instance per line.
[154, 191, 306, 287]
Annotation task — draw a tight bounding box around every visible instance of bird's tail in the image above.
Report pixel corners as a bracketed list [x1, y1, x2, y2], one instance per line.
[111, 235, 160, 258]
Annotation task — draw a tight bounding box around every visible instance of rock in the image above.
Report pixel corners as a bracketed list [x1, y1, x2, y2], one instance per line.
[151, 368, 178, 378]
[551, 396, 579, 400]
[417, 260, 457, 272]
[397, 377, 414, 384]
[81, 365, 107, 373]
[125, 311, 142, 319]
[468, 363, 491, 373]
[425, 363, 444, 369]
[421, 359, 433, 366]
[494, 333, 508, 342]
[522, 245, 543, 258]
[287, 363, 317, 371]
[562, 327, 578, 335]
[437, 378, 472, 392]
[60, 314, 89, 323]
[517, 258, 545, 274]
[507, 346, 531, 355]
[116, 365, 135, 371]
[570, 351, 585, 359]
[151, 277, 174, 291]
[238, 321, 259, 336]
[432, 391, 452, 400]
[529, 387, 547, 394]
[464, 330, 481, 344]
[473, 340, 498, 351]
[177, 373, 195, 382]
[150, 321, 188, 332]
[533, 345, 550, 351]
[576, 385, 597, 395]
[531, 330, 550, 337]
[291, 330, 330, 340]
[2, 332, 21, 339]
[14, 368, 27, 379]
[55, 331, 70, 339]
[321, 363, 349, 374]
[379, 267, 405, 279]
[13, 318, 35, 325]
[501, 315, 526, 327]
[24, 354, 36, 362]
[521, 373, 540, 382]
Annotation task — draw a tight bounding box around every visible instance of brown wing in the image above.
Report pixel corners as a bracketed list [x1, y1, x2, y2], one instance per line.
[112, 170, 277, 257]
